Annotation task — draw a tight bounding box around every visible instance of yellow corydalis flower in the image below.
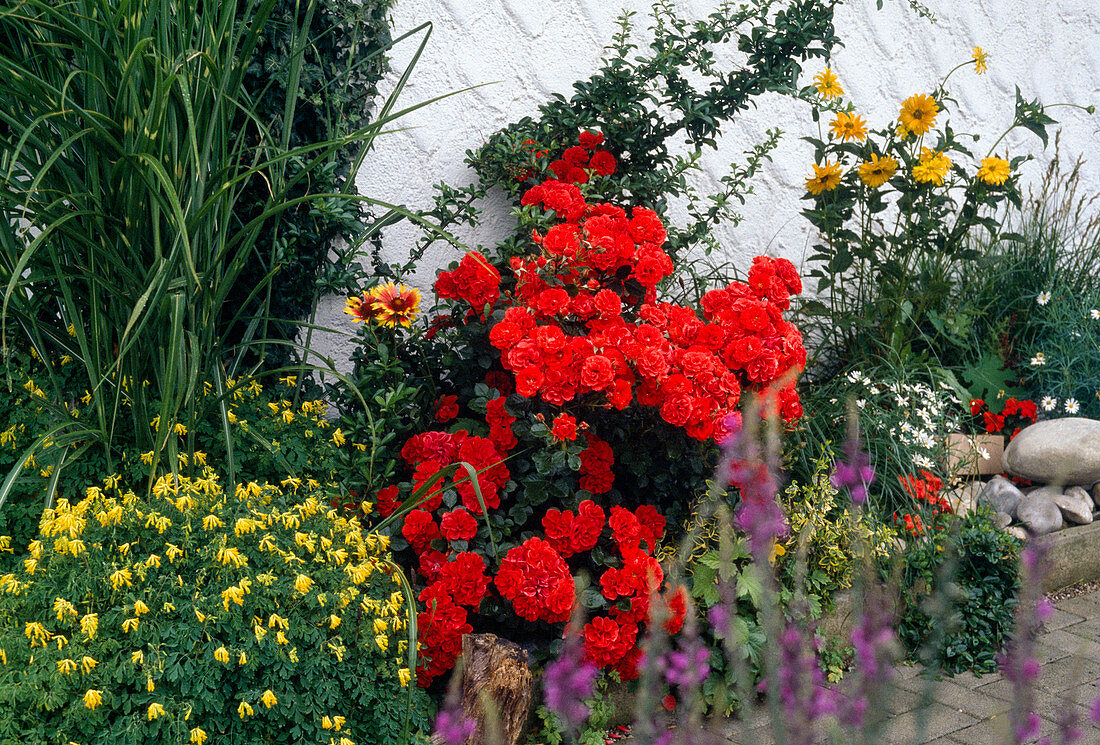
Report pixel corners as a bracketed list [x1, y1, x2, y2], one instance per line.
[829, 111, 867, 142]
[83, 689, 103, 710]
[57, 658, 78, 675]
[53, 597, 77, 623]
[131, 650, 144, 665]
[976, 156, 1011, 185]
[973, 46, 988, 74]
[398, 668, 412, 687]
[109, 568, 132, 591]
[214, 646, 230, 664]
[190, 728, 208, 745]
[133, 600, 149, 617]
[237, 701, 254, 719]
[121, 617, 139, 634]
[216, 546, 248, 568]
[294, 574, 313, 595]
[805, 160, 843, 195]
[813, 67, 843, 99]
[322, 715, 347, 731]
[261, 689, 277, 708]
[898, 93, 939, 136]
[147, 702, 166, 720]
[913, 147, 951, 185]
[81, 656, 97, 674]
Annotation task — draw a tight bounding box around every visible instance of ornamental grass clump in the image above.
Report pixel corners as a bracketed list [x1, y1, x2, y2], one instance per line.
[0, 472, 431, 744]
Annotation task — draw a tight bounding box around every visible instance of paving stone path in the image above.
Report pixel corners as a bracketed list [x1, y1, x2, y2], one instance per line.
[631, 589, 1100, 744]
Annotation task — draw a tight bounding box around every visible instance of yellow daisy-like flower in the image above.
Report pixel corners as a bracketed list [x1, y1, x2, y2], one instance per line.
[369, 282, 421, 328]
[344, 293, 374, 323]
[238, 701, 254, 719]
[82, 689, 103, 710]
[261, 689, 278, 709]
[976, 156, 1011, 185]
[913, 147, 951, 185]
[973, 46, 988, 74]
[812, 67, 844, 99]
[857, 153, 899, 188]
[805, 160, 844, 195]
[899, 94, 939, 137]
[190, 728, 208, 745]
[147, 702, 166, 720]
[829, 111, 867, 143]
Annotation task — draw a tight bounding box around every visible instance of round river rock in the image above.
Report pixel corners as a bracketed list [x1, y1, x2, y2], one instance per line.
[1003, 418, 1100, 485]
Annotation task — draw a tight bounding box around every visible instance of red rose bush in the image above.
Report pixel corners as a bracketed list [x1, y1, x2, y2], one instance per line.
[366, 132, 806, 686]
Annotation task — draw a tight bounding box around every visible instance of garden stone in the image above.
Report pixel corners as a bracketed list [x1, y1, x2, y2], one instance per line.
[979, 475, 1025, 518]
[944, 481, 981, 517]
[1003, 417, 1100, 485]
[1006, 526, 1029, 541]
[1016, 487, 1065, 535]
[1092, 482, 1100, 508]
[993, 511, 1012, 530]
[1060, 487, 1095, 524]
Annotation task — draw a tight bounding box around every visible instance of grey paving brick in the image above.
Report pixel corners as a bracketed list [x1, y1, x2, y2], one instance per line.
[879, 702, 979, 745]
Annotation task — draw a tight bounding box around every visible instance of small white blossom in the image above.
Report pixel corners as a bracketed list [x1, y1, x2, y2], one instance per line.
[1030, 352, 1046, 366]
[856, 399, 866, 409]
[916, 431, 936, 449]
[869, 386, 881, 395]
[914, 454, 935, 469]
[1091, 309, 1100, 320]
[977, 446, 991, 461]
[1037, 291, 1051, 306]
[1041, 395, 1058, 411]
[1065, 398, 1080, 414]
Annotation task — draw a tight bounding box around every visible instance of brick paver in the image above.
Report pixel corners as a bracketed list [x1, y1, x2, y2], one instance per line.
[657, 589, 1100, 743]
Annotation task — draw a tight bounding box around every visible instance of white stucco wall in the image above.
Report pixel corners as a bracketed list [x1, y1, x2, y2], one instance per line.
[311, 0, 1100, 368]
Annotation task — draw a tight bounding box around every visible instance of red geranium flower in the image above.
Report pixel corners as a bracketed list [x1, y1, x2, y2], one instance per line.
[434, 394, 459, 423]
[494, 537, 575, 623]
[551, 413, 578, 441]
[440, 508, 478, 542]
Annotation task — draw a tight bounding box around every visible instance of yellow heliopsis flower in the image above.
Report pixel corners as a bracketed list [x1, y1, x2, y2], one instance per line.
[237, 701, 254, 719]
[83, 689, 103, 710]
[261, 690, 277, 709]
[913, 147, 951, 185]
[147, 702, 166, 720]
[976, 156, 1010, 185]
[829, 111, 867, 142]
[857, 153, 898, 188]
[805, 160, 843, 195]
[973, 46, 988, 74]
[899, 94, 939, 136]
[813, 67, 843, 98]
[190, 728, 208, 745]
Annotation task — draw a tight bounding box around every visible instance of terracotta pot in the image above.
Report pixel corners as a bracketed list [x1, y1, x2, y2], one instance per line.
[944, 432, 1004, 476]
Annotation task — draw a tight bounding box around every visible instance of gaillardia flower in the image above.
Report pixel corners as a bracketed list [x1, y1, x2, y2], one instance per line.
[805, 160, 844, 195]
[857, 153, 898, 188]
[899, 93, 939, 136]
[369, 282, 421, 328]
[343, 293, 375, 323]
[976, 156, 1010, 185]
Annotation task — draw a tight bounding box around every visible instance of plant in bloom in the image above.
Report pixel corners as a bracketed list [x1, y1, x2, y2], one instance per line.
[805, 160, 843, 194]
[898, 93, 939, 136]
[857, 153, 898, 188]
[364, 130, 805, 687]
[812, 67, 843, 98]
[830, 111, 867, 142]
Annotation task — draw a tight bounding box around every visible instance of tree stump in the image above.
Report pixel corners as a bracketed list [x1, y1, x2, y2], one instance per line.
[434, 633, 533, 745]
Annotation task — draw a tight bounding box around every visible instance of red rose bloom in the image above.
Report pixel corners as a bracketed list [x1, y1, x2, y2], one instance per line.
[374, 484, 401, 517]
[578, 130, 604, 149]
[571, 500, 605, 553]
[494, 537, 576, 623]
[580, 355, 615, 392]
[434, 394, 459, 423]
[440, 508, 478, 542]
[551, 413, 579, 441]
[583, 614, 637, 669]
[590, 149, 617, 176]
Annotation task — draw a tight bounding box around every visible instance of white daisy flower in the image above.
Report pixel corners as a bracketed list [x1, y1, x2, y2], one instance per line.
[1030, 352, 1046, 366]
[900, 421, 913, 433]
[1037, 291, 1051, 306]
[869, 386, 881, 395]
[917, 431, 936, 449]
[1065, 398, 1080, 414]
[1091, 309, 1100, 320]
[914, 454, 935, 469]
[1041, 395, 1058, 411]
[856, 399, 866, 409]
[977, 446, 991, 461]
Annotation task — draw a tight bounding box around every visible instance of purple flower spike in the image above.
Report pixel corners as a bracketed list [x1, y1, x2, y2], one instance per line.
[832, 435, 875, 505]
[543, 633, 598, 734]
[433, 705, 477, 745]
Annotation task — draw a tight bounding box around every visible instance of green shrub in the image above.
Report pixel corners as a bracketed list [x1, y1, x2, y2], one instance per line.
[896, 508, 1021, 674]
[0, 473, 431, 744]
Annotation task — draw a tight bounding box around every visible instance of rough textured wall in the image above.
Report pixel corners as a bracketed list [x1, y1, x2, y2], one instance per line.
[312, 0, 1100, 368]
